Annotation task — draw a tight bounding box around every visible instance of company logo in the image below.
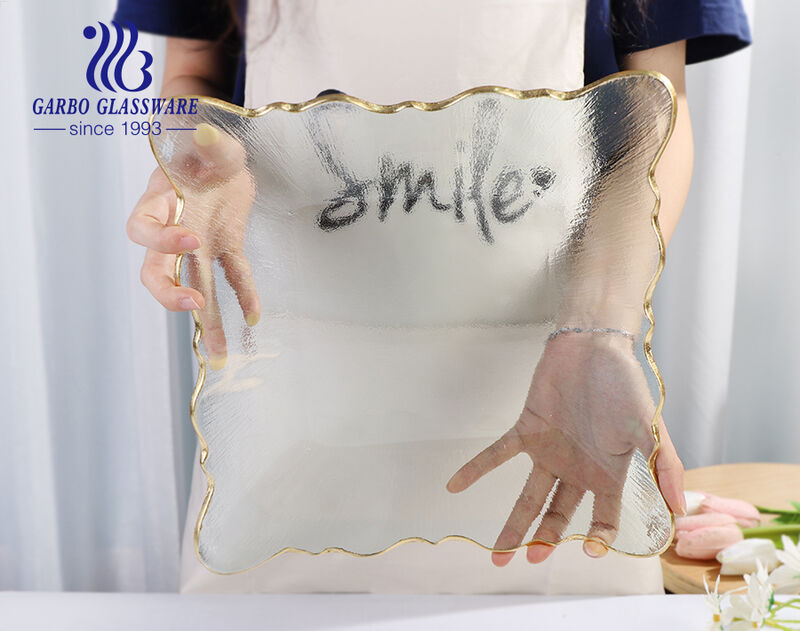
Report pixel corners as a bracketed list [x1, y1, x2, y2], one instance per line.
[83, 21, 153, 93]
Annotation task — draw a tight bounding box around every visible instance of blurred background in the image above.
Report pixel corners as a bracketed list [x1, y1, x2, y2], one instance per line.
[1, 0, 797, 592]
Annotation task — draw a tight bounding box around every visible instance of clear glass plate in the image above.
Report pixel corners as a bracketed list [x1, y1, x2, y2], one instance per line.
[151, 70, 676, 574]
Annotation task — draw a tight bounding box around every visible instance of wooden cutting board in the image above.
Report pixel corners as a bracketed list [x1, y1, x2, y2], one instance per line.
[660, 462, 800, 594]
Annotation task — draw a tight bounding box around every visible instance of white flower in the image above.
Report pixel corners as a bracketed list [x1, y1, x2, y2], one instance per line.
[775, 534, 800, 570]
[685, 490, 707, 515]
[722, 560, 773, 630]
[769, 534, 800, 594]
[703, 573, 724, 631]
[717, 538, 779, 575]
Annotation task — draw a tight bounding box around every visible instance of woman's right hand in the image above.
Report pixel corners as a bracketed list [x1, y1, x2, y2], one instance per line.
[126, 123, 260, 369]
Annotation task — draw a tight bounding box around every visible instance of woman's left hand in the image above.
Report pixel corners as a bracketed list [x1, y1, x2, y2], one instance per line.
[446, 330, 686, 566]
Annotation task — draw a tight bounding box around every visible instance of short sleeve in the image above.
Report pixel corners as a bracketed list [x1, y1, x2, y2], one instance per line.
[113, 0, 232, 40]
[612, 0, 752, 64]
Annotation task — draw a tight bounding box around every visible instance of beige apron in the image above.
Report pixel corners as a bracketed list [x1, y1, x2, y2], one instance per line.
[180, 0, 664, 593]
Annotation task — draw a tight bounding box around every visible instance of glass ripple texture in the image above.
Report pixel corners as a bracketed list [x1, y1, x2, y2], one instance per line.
[150, 71, 676, 574]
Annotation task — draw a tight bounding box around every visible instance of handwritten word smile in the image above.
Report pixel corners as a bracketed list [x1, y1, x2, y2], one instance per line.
[318, 155, 556, 244]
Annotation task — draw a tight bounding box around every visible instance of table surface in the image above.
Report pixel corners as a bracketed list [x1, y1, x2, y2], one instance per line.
[0, 592, 713, 631]
[660, 462, 800, 595]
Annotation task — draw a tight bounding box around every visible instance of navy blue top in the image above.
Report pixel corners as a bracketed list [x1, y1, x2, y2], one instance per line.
[115, 0, 751, 106]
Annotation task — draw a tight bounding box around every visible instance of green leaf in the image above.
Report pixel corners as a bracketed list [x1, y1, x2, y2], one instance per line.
[742, 524, 800, 549]
[791, 500, 800, 512]
[756, 504, 799, 516]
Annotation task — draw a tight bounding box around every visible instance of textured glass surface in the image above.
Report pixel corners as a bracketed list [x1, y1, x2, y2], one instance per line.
[151, 71, 676, 574]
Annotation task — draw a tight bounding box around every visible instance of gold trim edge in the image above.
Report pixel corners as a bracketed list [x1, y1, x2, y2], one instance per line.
[147, 70, 678, 576]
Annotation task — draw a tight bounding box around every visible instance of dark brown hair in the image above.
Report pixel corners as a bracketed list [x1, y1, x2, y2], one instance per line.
[222, 0, 280, 46]
[610, 0, 653, 36]
[221, 0, 242, 39]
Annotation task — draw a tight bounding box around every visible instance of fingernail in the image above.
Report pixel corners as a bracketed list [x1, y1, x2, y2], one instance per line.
[527, 543, 553, 564]
[583, 541, 608, 558]
[194, 123, 220, 147]
[179, 235, 201, 251]
[245, 312, 260, 327]
[679, 495, 689, 516]
[179, 296, 200, 310]
[491, 551, 513, 567]
[208, 354, 227, 371]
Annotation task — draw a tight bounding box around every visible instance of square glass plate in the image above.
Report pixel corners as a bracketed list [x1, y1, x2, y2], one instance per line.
[150, 70, 676, 574]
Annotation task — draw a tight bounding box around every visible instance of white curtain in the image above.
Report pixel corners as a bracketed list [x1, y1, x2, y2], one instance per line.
[0, 0, 195, 591]
[1, 0, 795, 592]
[654, 0, 800, 469]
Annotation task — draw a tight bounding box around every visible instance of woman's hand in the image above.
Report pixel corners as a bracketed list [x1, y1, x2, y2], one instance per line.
[446, 330, 685, 566]
[126, 123, 259, 369]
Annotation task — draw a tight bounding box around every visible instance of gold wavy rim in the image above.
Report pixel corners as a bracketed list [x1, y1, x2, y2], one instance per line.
[148, 69, 677, 576]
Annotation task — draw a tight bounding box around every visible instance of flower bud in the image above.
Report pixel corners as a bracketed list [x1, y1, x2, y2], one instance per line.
[716, 538, 779, 575]
[700, 494, 761, 528]
[676, 511, 737, 537]
[675, 524, 743, 560]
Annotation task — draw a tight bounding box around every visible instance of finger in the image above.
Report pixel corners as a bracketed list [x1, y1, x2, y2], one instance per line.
[140, 249, 205, 312]
[583, 490, 623, 558]
[492, 469, 557, 567]
[446, 428, 523, 493]
[186, 251, 228, 369]
[654, 417, 686, 516]
[128, 217, 202, 254]
[127, 183, 201, 254]
[527, 480, 585, 564]
[192, 123, 247, 179]
[634, 409, 658, 456]
[219, 250, 261, 327]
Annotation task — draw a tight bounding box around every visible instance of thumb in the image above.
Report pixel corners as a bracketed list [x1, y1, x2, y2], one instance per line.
[654, 418, 687, 516]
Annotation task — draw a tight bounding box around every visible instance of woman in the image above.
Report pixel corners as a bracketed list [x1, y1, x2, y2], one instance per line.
[121, 0, 751, 593]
